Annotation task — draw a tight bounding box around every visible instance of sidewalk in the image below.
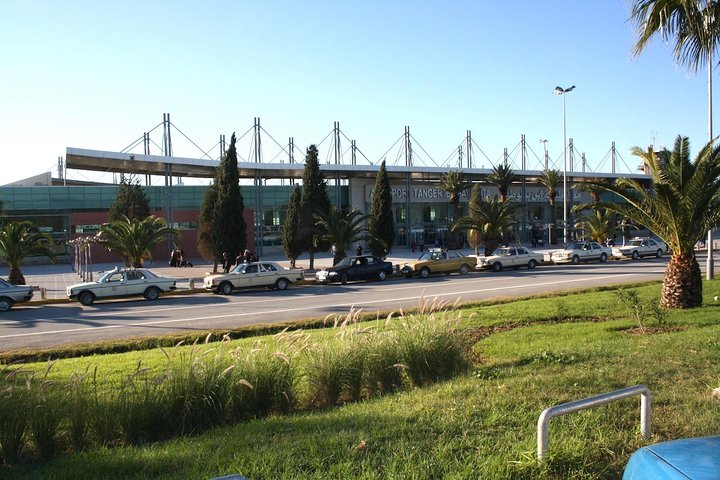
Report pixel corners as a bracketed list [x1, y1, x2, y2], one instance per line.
[0, 244, 559, 301]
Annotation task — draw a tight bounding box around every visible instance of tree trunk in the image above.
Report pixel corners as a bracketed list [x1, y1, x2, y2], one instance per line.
[549, 197, 558, 245]
[8, 267, 25, 286]
[309, 249, 315, 270]
[484, 238, 500, 256]
[662, 253, 702, 308]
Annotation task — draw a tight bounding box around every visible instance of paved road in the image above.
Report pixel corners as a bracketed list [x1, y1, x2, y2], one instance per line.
[0, 256, 670, 352]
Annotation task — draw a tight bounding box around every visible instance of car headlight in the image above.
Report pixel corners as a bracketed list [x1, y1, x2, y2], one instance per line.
[328, 271, 338, 276]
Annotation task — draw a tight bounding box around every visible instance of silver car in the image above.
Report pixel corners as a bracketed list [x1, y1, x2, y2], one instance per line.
[612, 237, 665, 260]
[0, 278, 34, 312]
[67, 267, 177, 306]
[204, 261, 303, 294]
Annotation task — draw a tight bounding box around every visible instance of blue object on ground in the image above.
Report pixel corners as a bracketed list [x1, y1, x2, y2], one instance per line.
[623, 436, 720, 479]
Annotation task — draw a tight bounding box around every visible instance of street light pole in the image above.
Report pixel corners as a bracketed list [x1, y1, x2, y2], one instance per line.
[554, 85, 575, 243]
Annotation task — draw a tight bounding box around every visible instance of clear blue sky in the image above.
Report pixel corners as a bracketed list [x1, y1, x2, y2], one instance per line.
[1, 0, 714, 185]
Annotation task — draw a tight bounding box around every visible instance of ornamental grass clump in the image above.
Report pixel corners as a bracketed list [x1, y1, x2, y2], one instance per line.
[28, 364, 64, 460]
[0, 367, 33, 464]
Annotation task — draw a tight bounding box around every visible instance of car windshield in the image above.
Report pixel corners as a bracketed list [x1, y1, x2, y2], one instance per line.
[0, 278, 11, 288]
[628, 240, 643, 246]
[335, 257, 353, 267]
[493, 248, 511, 256]
[98, 270, 123, 282]
[566, 243, 585, 250]
[417, 253, 432, 261]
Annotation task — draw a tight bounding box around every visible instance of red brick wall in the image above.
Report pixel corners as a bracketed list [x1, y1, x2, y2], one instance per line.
[70, 210, 255, 264]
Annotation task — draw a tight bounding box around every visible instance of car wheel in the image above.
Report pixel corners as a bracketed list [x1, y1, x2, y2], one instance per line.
[220, 281, 234, 295]
[571, 255, 580, 265]
[492, 262, 502, 272]
[631, 251, 640, 260]
[600, 253, 608, 262]
[656, 249, 663, 258]
[528, 259, 538, 269]
[144, 287, 161, 301]
[275, 278, 289, 290]
[419, 267, 430, 278]
[459, 264, 470, 275]
[0, 297, 12, 312]
[78, 291, 95, 306]
[378, 270, 387, 281]
[340, 273, 349, 285]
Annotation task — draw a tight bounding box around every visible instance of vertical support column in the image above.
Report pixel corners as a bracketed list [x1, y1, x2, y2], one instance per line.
[457, 145, 463, 169]
[144, 133, 151, 186]
[611, 142, 616, 174]
[581, 153, 586, 173]
[405, 172, 412, 247]
[220, 134, 226, 160]
[165, 162, 174, 257]
[466, 130, 472, 169]
[254, 117, 262, 164]
[568, 138, 574, 173]
[521, 135, 527, 243]
[289, 137, 295, 185]
[334, 122, 341, 210]
[404, 126, 412, 167]
[255, 172, 263, 257]
[503, 148, 508, 167]
[568, 138, 574, 239]
[351, 140, 357, 166]
[521, 134, 527, 170]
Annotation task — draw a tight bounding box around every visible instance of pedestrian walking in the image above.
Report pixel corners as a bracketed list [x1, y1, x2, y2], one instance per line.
[355, 243, 363, 256]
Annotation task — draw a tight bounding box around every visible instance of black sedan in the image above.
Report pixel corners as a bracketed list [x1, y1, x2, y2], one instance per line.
[315, 256, 394, 285]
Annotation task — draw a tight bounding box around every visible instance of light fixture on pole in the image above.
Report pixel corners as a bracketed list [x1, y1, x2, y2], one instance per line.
[553, 85, 575, 243]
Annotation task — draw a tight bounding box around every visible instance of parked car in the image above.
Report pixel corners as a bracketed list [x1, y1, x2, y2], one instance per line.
[400, 248, 476, 278]
[612, 237, 665, 260]
[476, 246, 544, 272]
[67, 267, 177, 306]
[316, 255, 394, 284]
[550, 241, 612, 264]
[623, 436, 720, 479]
[0, 278, 33, 312]
[204, 261, 303, 294]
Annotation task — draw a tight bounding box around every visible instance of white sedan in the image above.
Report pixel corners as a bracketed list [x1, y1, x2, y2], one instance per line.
[204, 261, 304, 294]
[612, 238, 665, 260]
[476, 246, 544, 272]
[67, 267, 177, 306]
[0, 278, 34, 312]
[550, 241, 612, 264]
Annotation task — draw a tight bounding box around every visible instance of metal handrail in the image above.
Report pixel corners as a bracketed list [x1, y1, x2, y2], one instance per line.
[537, 385, 651, 460]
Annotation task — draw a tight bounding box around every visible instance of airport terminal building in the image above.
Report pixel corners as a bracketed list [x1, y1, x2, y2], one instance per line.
[0, 147, 648, 263]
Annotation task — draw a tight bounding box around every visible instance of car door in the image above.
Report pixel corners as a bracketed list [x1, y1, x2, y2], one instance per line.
[258, 263, 278, 287]
[242, 264, 261, 288]
[125, 270, 147, 295]
[99, 271, 127, 298]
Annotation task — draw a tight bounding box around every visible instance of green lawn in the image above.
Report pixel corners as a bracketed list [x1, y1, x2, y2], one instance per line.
[3, 281, 720, 479]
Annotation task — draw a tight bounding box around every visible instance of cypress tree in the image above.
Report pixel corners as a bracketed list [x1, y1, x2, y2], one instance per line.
[109, 174, 150, 222]
[299, 145, 331, 269]
[197, 181, 219, 270]
[282, 185, 303, 268]
[368, 160, 395, 257]
[213, 133, 247, 263]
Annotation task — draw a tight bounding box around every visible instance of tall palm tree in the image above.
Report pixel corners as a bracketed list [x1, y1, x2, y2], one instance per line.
[452, 197, 516, 256]
[585, 135, 720, 308]
[313, 208, 373, 265]
[573, 177, 612, 204]
[0, 221, 56, 285]
[575, 209, 616, 243]
[486, 164, 517, 202]
[95, 216, 178, 268]
[629, 0, 720, 73]
[439, 170, 471, 248]
[537, 169, 562, 245]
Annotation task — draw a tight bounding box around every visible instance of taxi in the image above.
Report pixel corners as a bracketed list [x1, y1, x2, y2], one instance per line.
[400, 248, 476, 278]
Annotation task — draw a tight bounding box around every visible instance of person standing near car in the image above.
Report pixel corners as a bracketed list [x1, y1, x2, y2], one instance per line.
[356, 243, 363, 256]
[222, 252, 232, 274]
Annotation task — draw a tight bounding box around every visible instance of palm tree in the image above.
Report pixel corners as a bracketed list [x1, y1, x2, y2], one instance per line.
[439, 170, 471, 248]
[537, 169, 562, 245]
[585, 135, 720, 308]
[0, 221, 56, 285]
[629, 0, 720, 74]
[95, 216, 178, 268]
[486, 164, 517, 202]
[313, 208, 373, 265]
[573, 177, 611, 204]
[452, 197, 516, 256]
[575, 209, 616, 243]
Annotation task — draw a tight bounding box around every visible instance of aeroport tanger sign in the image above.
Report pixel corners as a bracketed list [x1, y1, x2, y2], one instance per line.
[365, 185, 570, 203]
